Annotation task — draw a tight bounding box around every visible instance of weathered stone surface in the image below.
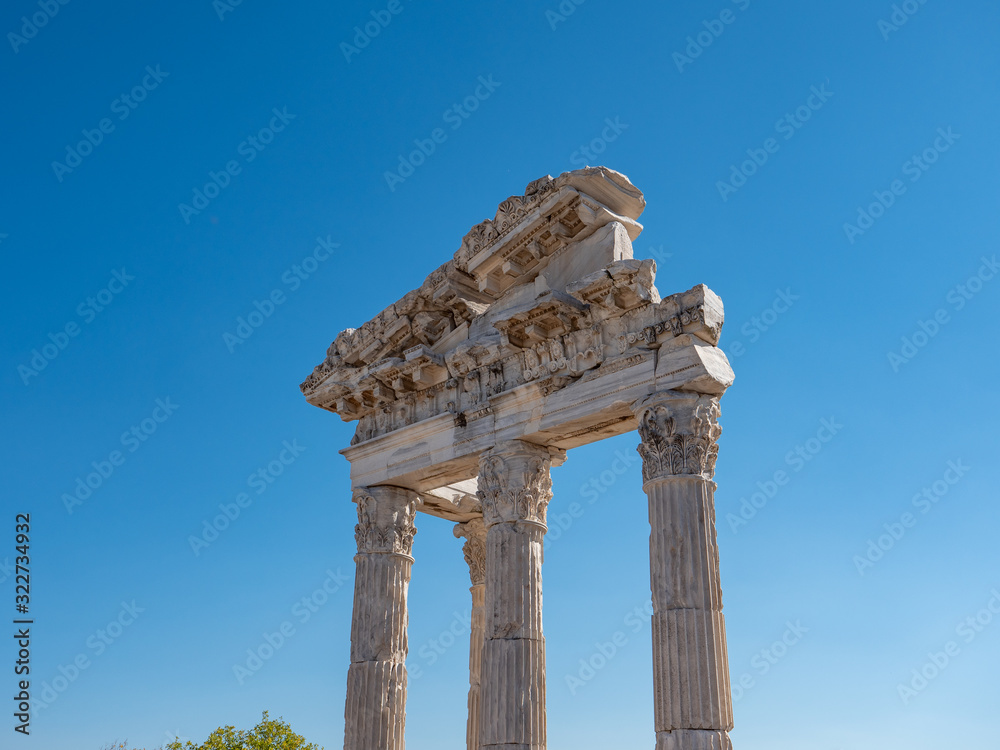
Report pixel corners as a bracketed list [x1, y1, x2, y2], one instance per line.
[634, 392, 733, 748]
[455, 518, 488, 750]
[344, 486, 418, 750]
[477, 441, 551, 750]
[300, 168, 731, 475]
[303, 167, 737, 750]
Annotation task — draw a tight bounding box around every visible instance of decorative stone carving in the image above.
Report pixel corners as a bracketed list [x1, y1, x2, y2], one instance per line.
[454, 517, 488, 750]
[455, 168, 644, 297]
[636, 392, 722, 481]
[633, 393, 733, 750]
[477, 441, 552, 750]
[344, 486, 420, 750]
[353, 487, 418, 556]
[454, 516, 487, 586]
[477, 441, 554, 527]
[301, 168, 732, 445]
[302, 167, 738, 750]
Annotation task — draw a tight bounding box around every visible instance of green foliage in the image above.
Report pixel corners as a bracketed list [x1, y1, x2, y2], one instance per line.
[164, 711, 322, 750]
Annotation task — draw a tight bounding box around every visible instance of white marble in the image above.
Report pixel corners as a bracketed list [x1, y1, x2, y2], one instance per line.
[301, 167, 736, 750]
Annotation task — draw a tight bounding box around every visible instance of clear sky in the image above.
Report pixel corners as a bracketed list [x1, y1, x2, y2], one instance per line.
[2, 1, 999, 748]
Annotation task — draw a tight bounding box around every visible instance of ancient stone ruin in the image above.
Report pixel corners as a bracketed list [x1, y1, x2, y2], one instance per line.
[300, 167, 736, 750]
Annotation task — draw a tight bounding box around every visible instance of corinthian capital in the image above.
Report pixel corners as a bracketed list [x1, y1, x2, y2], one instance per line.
[352, 486, 419, 556]
[476, 441, 554, 527]
[454, 516, 487, 585]
[634, 391, 722, 481]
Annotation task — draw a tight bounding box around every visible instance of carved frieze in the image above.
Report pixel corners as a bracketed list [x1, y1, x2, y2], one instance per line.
[301, 167, 730, 448]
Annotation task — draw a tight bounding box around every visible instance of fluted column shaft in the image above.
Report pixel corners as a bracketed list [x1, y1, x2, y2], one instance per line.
[455, 517, 488, 750]
[344, 486, 419, 750]
[477, 441, 554, 750]
[633, 391, 733, 750]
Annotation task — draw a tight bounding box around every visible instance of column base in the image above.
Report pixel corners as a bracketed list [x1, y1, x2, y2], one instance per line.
[656, 729, 732, 750]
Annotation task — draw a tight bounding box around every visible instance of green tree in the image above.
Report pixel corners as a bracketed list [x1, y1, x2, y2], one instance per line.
[164, 711, 322, 750]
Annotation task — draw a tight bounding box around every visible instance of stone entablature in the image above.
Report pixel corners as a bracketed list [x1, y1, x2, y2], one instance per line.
[301, 168, 730, 470]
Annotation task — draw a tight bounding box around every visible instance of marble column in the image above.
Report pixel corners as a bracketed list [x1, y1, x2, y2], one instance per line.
[633, 391, 733, 750]
[343, 486, 419, 750]
[454, 517, 488, 750]
[476, 440, 553, 750]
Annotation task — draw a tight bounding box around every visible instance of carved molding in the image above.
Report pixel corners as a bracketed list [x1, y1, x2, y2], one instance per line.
[476, 441, 553, 527]
[454, 516, 487, 585]
[635, 393, 722, 481]
[353, 487, 419, 556]
[300, 168, 730, 449]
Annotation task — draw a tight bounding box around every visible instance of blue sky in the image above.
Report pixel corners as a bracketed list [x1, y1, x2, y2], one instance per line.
[2, 0, 999, 748]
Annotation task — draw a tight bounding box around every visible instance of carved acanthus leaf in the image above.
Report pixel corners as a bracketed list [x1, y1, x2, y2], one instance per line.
[636, 398, 722, 481]
[454, 517, 487, 585]
[476, 443, 553, 526]
[353, 488, 419, 556]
